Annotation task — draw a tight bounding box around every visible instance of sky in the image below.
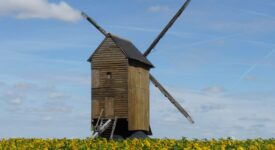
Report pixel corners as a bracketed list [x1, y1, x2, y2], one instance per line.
[0, 0, 274, 139]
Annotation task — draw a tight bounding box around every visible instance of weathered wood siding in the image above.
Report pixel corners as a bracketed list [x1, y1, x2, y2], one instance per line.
[128, 65, 150, 131]
[91, 37, 128, 118]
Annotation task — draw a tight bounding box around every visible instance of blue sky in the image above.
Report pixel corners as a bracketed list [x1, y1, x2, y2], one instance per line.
[0, 0, 274, 139]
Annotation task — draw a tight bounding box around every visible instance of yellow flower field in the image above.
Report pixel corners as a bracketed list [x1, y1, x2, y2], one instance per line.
[0, 138, 274, 150]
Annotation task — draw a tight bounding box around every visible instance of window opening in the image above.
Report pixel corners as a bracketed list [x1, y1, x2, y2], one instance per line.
[107, 72, 112, 80]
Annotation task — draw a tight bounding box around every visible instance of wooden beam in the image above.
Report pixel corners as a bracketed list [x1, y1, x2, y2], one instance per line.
[110, 117, 118, 139]
[82, 12, 108, 37]
[143, 0, 191, 57]
[149, 74, 194, 124]
[93, 109, 104, 135]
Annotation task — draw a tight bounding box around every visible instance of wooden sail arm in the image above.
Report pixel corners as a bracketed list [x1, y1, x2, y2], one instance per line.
[81, 12, 108, 37]
[149, 74, 194, 124]
[143, 0, 191, 57]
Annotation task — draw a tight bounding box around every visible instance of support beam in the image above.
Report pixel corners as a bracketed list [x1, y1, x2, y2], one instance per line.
[149, 74, 194, 124]
[92, 119, 112, 138]
[143, 0, 191, 56]
[110, 117, 118, 139]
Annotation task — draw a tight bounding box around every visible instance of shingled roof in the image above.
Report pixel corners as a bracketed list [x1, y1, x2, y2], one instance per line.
[88, 33, 154, 68]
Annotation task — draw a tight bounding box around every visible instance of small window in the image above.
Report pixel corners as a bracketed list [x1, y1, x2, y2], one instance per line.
[107, 72, 112, 80]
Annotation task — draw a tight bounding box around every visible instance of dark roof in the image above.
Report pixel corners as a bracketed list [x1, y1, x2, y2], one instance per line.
[88, 33, 154, 68]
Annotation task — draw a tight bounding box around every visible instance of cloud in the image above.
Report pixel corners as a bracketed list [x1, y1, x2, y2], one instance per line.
[111, 25, 160, 33]
[42, 116, 53, 121]
[200, 103, 225, 113]
[3, 92, 25, 106]
[239, 9, 274, 18]
[202, 86, 225, 94]
[0, 81, 75, 110]
[189, 34, 240, 46]
[26, 102, 73, 114]
[244, 75, 257, 81]
[194, 7, 275, 34]
[231, 48, 275, 88]
[0, 0, 82, 22]
[0, 81, 6, 88]
[147, 5, 169, 13]
[48, 92, 70, 100]
[208, 19, 275, 34]
[110, 25, 197, 39]
[150, 86, 275, 139]
[238, 117, 272, 123]
[14, 82, 36, 91]
[212, 39, 225, 46]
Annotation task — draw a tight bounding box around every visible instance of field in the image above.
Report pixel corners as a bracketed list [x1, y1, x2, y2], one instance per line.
[0, 138, 274, 150]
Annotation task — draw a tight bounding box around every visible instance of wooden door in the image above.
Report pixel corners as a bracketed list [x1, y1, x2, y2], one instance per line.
[104, 97, 114, 117]
[92, 69, 100, 88]
[92, 100, 100, 118]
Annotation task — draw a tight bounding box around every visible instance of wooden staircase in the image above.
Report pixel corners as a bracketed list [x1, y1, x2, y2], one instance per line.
[92, 110, 118, 139]
[101, 118, 117, 139]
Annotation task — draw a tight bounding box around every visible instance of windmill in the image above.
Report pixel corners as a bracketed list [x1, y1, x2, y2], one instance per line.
[83, 0, 194, 139]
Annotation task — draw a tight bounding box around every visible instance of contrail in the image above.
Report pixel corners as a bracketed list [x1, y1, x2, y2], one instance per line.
[239, 48, 275, 81]
[189, 33, 241, 46]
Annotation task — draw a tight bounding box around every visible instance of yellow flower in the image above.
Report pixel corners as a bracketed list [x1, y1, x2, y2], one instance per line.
[237, 146, 244, 150]
[144, 139, 151, 147]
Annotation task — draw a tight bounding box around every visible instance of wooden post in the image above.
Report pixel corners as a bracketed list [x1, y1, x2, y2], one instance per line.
[93, 109, 104, 135]
[110, 117, 118, 139]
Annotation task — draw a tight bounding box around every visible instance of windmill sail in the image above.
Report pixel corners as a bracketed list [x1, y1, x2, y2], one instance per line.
[81, 12, 108, 36]
[143, 0, 194, 123]
[82, 1, 194, 124]
[143, 0, 191, 57]
[149, 74, 194, 124]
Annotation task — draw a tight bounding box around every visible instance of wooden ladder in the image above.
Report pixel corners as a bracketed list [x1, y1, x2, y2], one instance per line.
[92, 118, 112, 138]
[93, 109, 104, 135]
[92, 110, 118, 139]
[110, 117, 118, 139]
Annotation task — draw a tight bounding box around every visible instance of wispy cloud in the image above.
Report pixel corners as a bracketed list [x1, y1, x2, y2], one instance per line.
[0, 40, 92, 52]
[227, 48, 275, 89]
[14, 82, 37, 91]
[110, 25, 198, 39]
[202, 86, 226, 95]
[48, 92, 71, 100]
[26, 102, 73, 114]
[200, 103, 225, 113]
[0, 0, 81, 22]
[111, 25, 160, 33]
[189, 34, 241, 46]
[0, 81, 72, 109]
[150, 86, 275, 139]
[244, 75, 257, 81]
[0, 79, 90, 138]
[147, 5, 170, 13]
[238, 48, 275, 81]
[196, 7, 275, 34]
[3, 93, 25, 106]
[207, 19, 275, 34]
[239, 8, 274, 18]
[239, 40, 275, 47]
[0, 81, 6, 88]
[238, 117, 272, 123]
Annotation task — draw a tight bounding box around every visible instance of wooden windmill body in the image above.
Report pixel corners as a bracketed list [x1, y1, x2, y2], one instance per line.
[84, 0, 194, 139]
[88, 34, 153, 137]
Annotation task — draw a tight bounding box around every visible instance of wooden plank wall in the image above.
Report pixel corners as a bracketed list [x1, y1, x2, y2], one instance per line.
[104, 97, 114, 117]
[91, 37, 128, 119]
[128, 65, 150, 131]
